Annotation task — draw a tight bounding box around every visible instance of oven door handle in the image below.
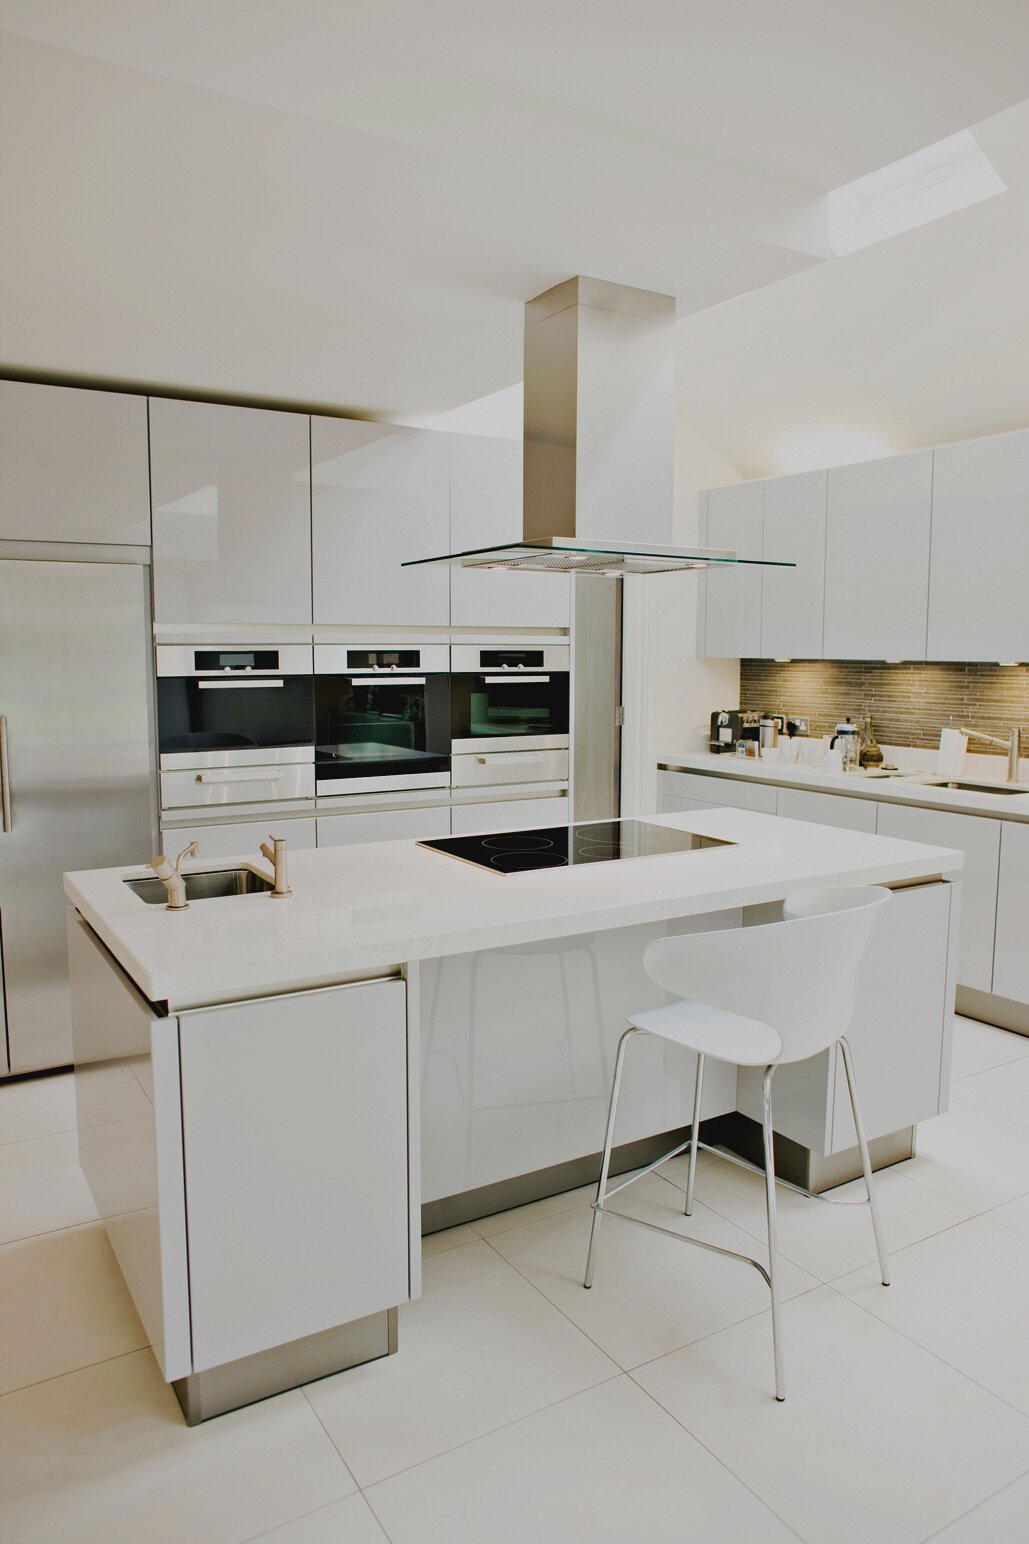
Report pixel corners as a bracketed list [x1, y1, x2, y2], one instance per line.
[475, 752, 551, 765]
[348, 676, 426, 686]
[482, 675, 550, 684]
[194, 768, 286, 784]
[197, 679, 285, 690]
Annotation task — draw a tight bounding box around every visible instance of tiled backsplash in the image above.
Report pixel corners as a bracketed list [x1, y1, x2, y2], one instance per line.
[740, 660, 1029, 757]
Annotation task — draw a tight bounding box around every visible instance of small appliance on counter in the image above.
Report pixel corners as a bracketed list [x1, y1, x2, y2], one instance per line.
[709, 709, 761, 753]
[830, 717, 861, 772]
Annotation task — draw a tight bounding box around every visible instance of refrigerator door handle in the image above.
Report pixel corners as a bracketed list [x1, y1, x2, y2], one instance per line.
[0, 714, 10, 832]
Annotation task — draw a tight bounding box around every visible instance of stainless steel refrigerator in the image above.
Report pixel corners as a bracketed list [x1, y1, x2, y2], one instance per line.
[0, 559, 156, 1075]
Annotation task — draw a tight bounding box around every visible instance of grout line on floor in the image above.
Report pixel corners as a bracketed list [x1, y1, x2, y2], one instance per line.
[237, 1492, 393, 1544]
[916, 1463, 1029, 1543]
[0, 1343, 148, 1404]
[297, 1384, 361, 1493]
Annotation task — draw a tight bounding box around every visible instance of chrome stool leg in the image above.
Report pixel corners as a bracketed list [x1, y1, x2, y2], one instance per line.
[685, 1051, 705, 1216]
[839, 1036, 890, 1287]
[761, 1066, 786, 1402]
[584, 1026, 640, 1289]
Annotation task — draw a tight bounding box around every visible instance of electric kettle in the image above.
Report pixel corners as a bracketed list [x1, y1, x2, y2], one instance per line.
[830, 718, 861, 771]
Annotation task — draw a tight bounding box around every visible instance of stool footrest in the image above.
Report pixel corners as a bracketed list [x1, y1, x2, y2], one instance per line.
[591, 1201, 772, 1290]
[696, 1142, 872, 1207]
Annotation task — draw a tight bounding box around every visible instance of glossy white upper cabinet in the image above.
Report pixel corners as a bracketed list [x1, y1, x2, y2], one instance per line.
[993, 822, 1029, 1004]
[928, 431, 1029, 662]
[449, 434, 569, 629]
[823, 451, 932, 661]
[312, 419, 449, 627]
[760, 470, 826, 660]
[703, 481, 763, 657]
[0, 381, 150, 546]
[150, 399, 312, 626]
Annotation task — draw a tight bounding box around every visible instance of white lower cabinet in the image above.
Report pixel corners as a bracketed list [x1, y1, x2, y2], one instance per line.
[450, 794, 568, 835]
[179, 978, 413, 1372]
[776, 787, 878, 833]
[875, 803, 1000, 992]
[993, 823, 1029, 1003]
[658, 770, 778, 815]
[317, 805, 451, 846]
[162, 817, 317, 861]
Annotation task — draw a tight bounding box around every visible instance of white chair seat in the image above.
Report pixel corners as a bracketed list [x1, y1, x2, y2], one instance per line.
[627, 998, 783, 1066]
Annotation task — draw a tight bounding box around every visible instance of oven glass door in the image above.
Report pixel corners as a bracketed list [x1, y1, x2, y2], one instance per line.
[315, 674, 451, 784]
[157, 675, 314, 754]
[450, 673, 570, 742]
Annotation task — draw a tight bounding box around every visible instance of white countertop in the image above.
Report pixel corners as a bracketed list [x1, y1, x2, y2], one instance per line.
[64, 811, 962, 1011]
[659, 752, 1029, 822]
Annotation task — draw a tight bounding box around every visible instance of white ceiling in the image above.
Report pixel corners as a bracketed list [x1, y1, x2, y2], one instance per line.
[2, 1, 1029, 422]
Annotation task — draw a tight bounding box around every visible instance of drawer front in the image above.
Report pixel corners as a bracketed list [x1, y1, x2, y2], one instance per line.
[450, 794, 569, 835]
[161, 764, 315, 810]
[160, 817, 317, 860]
[776, 787, 878, 833]
[659, 770, 778, 814]
[317, 805, 452, 847]
[451, 749, 569, 789]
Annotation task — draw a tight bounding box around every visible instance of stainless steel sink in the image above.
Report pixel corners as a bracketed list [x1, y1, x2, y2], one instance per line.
[936, 781, 1029, 797]
[125, 867, 273, 904]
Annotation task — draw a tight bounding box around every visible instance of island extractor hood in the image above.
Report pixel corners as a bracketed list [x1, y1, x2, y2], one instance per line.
[403, 276, 793, 578]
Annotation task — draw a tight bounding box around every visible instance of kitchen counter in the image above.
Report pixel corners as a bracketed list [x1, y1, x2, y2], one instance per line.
[64, 809, 962, 1010]
[658, 751, 1029, 822]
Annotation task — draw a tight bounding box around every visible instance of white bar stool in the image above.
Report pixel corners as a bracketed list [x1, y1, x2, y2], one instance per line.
[583, 885, 892, 1401]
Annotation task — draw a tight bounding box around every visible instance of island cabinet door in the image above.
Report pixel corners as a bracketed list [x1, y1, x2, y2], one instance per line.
[178, 977, 413, 1374]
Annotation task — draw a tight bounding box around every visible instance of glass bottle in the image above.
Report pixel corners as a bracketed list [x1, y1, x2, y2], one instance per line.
[859, 713, 883, 768]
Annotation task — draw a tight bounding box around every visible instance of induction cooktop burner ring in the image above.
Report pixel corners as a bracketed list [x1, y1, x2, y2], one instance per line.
[489, 850, 568, 872]
[482, 833, 555, 851]
[573, 840, 622, 858]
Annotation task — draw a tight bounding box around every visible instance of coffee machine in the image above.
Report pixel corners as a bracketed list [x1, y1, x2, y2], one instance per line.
[709, 709, 760, 753]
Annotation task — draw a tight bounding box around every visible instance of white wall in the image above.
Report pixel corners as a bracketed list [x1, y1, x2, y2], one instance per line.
[621, 420, 743, 816]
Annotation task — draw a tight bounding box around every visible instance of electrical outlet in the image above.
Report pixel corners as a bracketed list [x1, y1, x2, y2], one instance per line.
[791, 715, 810, 735]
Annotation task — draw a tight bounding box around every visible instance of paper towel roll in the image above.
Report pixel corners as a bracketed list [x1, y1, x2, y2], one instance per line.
[938, 728, 967, 778]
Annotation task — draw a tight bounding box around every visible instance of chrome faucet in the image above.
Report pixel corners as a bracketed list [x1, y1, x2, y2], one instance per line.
[260, 835, 292, 898]
[959, 725, 1023, 784]
[147, 840, 199, 911]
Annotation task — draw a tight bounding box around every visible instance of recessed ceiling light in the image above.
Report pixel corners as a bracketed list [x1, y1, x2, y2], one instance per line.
[828, 129, 1006, 257]
[997, 661, 1021, 667]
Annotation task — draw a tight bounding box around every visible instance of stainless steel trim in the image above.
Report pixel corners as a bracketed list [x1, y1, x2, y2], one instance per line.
[161, 764, 315, 810]
[197, 679, 285, 691]
[348, 676, 426, 686]
[156, 644, 313, 678]
[0, 715, 11, 833]
[160, 746, 314, 772]
[315, 771, 450, 797]
[0, 539, 152, 565]
[452, 733, 569, 755]
[483, 675, 549, 684]
[474, 752, 551, 764]
[194, 768, 287, 784]
[451, 748, 569, 788]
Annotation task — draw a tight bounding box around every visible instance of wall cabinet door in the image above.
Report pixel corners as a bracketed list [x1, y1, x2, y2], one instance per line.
[179, 978, 412, 1371]
[875, 802, 1000, 991]
[776, 787, 877, 833]
[312, 419, 449, 627]
[993, 822, 1029, 1003]
[0, 381, 150, 545]
[760, 470, 826, 660]
[928, 432, 1029, 662]
[659, 770, 778, 814]
[703, 481, 764, 658]
[449, 435, 569, 629]
[824, 451, 932, 661]
[150, 398, 312, 626]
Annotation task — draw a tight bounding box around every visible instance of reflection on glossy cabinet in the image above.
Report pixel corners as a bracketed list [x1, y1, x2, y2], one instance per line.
[993, 822, 1029, 1003]
[928, 431, 1029, 662]
[449, 435, 569, 628]
[760, 470, 826, 659]
[824, 451, 932, 660]
[150, 398, 312, 625]
[0, 380, 150, 545]
[312, 419, 449, 627]
[875, 802, 1000, 992]
[658, 770, 778, 814]
[776, 787, 877, 833]
[703, 481, 763, 658]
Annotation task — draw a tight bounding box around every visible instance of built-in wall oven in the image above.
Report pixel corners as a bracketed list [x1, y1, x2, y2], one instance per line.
[314, 645, 451, 796]
[155, 645, 315, 810]
[450, 645, 570, 787]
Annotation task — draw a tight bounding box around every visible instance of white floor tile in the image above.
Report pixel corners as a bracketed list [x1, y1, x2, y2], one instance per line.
[633, 1286, 1029, 1544]
[834, 1214, 1029, 1415]
[471, 1178, 599, 1237]
[985, 1191, 1029, 1241]
[0, 1350, 355, 1544]
[303, 1238, 617, 1486]
[0, 1222, 146, 1395]
[0, 1129, 98, 1243]
[366, 1375, 799, 1544]
[246, 1495, 389, 1544]
[664, 1152, 972, 1282]
[421, 1222, 478, 1256]
[953, 1054, 1029, 1129]
[0, 1071, 76, 1144]
[487, 1174, 818, 1370]
[925, 1470, 1029, 1542]
[900, 1097, 1029, 1212]
[949, 1016, 1029, 1083]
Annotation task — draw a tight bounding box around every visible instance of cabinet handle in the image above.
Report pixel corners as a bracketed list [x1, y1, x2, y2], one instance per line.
[0, 715, 11, 833]
[483, 675, 550, 685]
[348, 676, 426, 686]
[198, 679, 285, 690]
[194, 769, 285, 784]
[476, 752, 549, 765]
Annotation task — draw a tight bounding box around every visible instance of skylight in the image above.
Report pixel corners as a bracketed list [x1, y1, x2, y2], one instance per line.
[828, 129, 1006, 257]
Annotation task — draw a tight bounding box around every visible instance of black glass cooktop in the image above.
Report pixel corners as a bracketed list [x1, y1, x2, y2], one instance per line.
[418, 819, 733, 874]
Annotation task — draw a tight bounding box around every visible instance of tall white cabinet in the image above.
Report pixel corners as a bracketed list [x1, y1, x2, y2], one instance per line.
[150, 398, 312, 626]
[703, 481, 764, 658]
[759, 469, 826, 659]
[0, 380, 151, 546]
[993, 823, 1029, 1003]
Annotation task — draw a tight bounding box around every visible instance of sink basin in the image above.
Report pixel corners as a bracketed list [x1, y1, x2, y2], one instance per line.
[935, 781, 1029, 797]
[125, 867, 273, 904]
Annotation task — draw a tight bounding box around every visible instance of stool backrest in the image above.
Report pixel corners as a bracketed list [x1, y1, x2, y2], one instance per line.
[642, 886, 891, 1065]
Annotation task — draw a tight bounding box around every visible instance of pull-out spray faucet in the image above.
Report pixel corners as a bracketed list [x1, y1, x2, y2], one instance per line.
[147, 840, 199, 910]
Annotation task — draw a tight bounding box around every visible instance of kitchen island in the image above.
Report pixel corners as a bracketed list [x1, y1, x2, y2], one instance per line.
[64, 810, 962, 1421]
